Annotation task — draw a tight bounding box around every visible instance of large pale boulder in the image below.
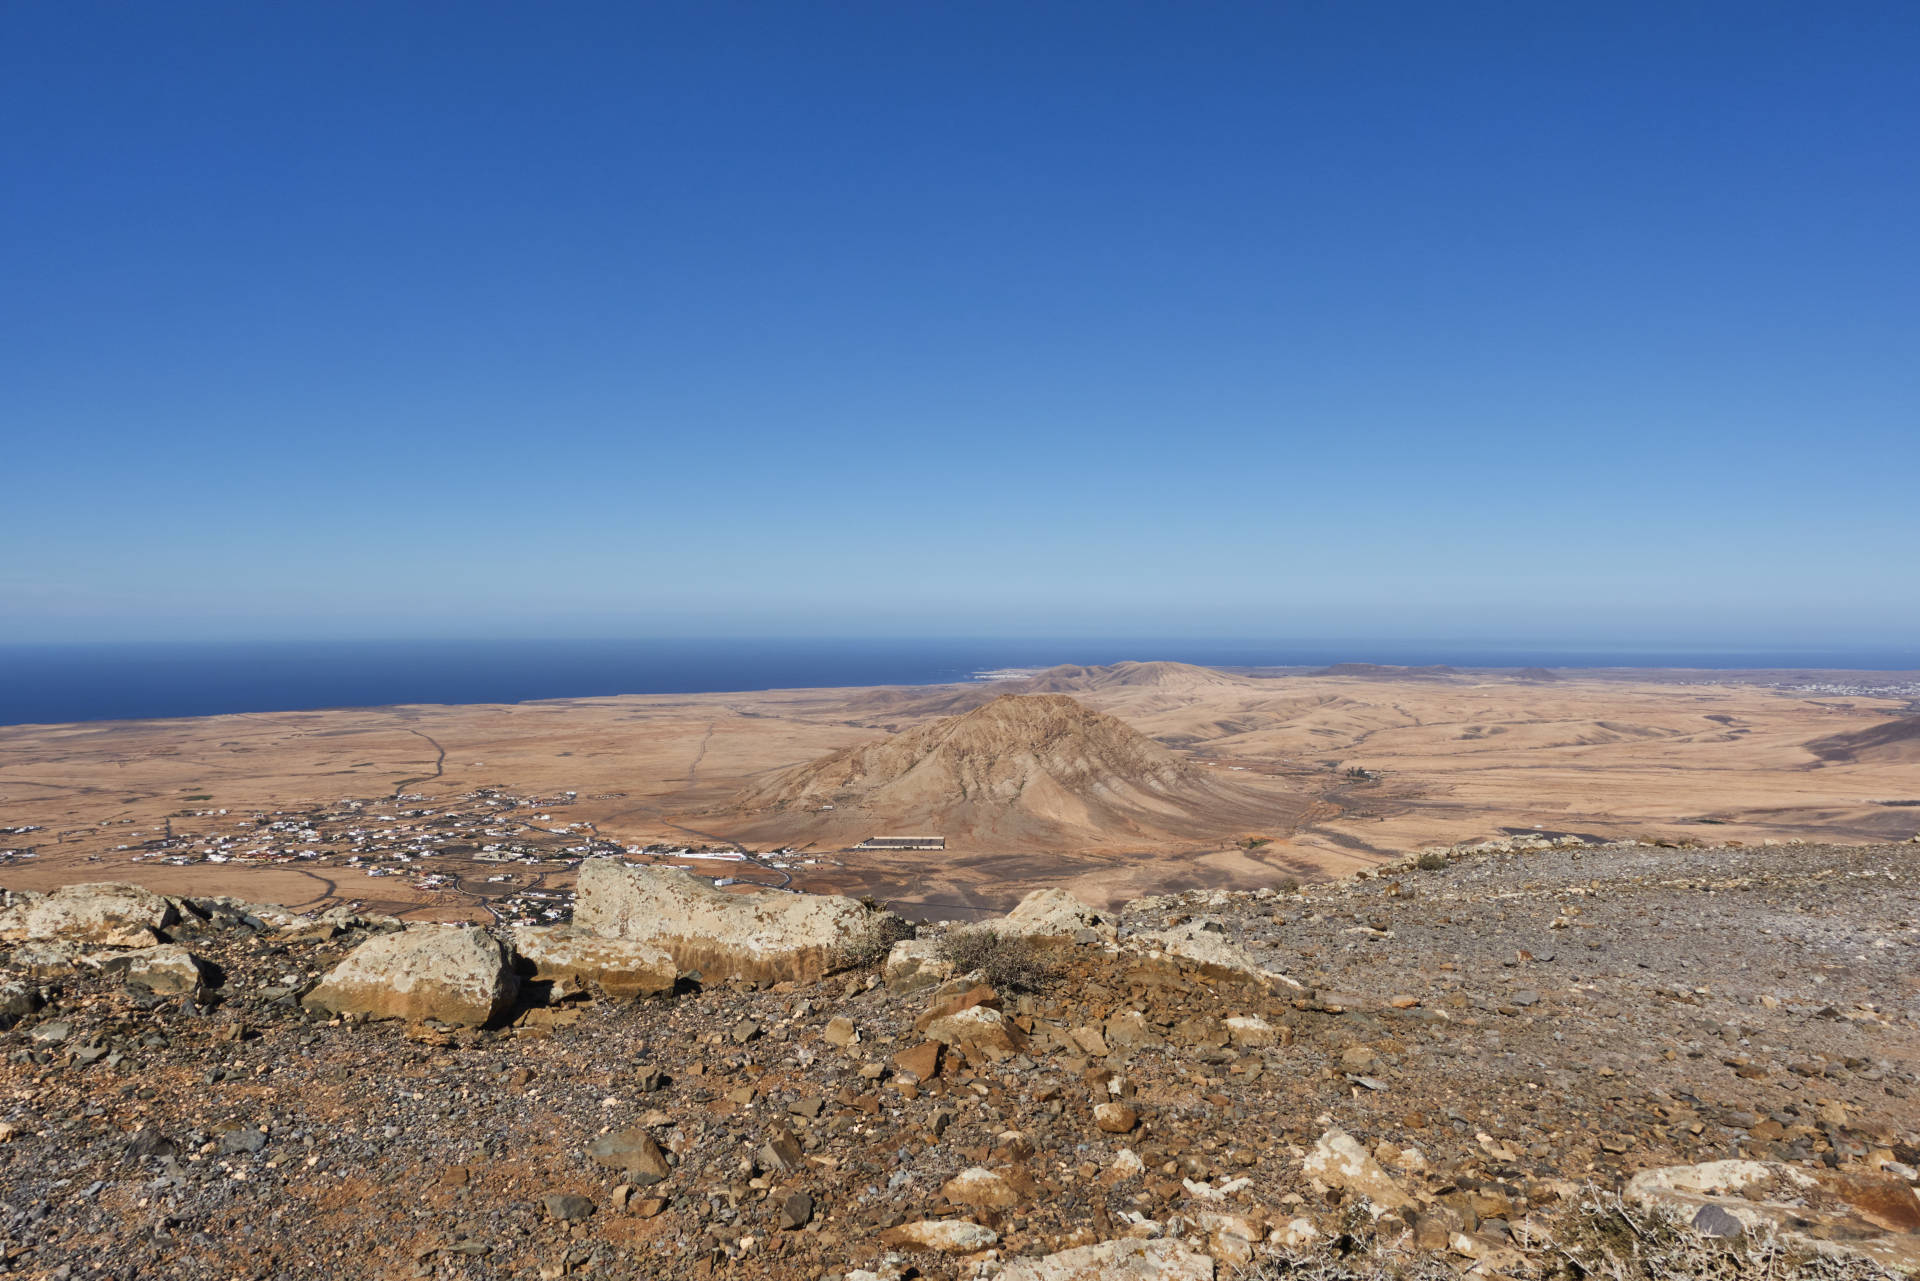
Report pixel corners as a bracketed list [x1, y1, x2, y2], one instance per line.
[992, 889, 1113, 940]
[303, 925, 515, 1026]
[1303, 1128, 1415, 1215]
[95, 944, 209, 996]
[0, 883, 175, 947]
[998, 1238, 1214, 1280]
[1134, 918, 1302, 990]
[571, 860, 870, 984]
[511, 925, 676, 998]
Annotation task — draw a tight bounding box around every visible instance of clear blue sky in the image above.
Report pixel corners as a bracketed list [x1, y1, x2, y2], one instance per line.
[5, 3, 1916, 646]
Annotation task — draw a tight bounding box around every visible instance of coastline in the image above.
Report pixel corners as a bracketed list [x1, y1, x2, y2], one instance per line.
[4, 636, 1918, 729]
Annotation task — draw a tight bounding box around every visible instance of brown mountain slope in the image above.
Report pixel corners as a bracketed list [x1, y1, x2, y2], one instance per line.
[1807, 715, 1920, 764]
[725, 693, 1307, 850]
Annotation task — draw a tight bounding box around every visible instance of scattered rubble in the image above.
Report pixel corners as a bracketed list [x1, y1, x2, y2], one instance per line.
[2, 838, 1918, 1278]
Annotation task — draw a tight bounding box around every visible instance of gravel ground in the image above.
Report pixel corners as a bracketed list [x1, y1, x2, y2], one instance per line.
[2, 839, 1917, 1280]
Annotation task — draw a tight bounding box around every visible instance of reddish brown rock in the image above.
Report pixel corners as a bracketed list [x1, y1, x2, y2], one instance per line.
[893, 1039, 943, 1082]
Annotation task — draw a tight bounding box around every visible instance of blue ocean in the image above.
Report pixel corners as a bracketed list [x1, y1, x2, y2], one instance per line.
[2, 638, 1915, 727]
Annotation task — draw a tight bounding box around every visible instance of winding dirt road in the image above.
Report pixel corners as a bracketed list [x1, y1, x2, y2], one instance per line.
[390, 728, 446, 797]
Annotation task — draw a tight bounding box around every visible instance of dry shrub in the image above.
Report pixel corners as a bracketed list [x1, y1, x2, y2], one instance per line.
[1546, 1191, 1902, 1281]
[1238, 1251, 1456, 1281]
[1236, 1193, 1902, 1281]
[936, 927, 1053, 994]
[834, 910, 913, 971]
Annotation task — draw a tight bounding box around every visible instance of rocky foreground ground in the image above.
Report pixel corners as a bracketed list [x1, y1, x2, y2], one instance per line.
[4, 837, 1920, 1280]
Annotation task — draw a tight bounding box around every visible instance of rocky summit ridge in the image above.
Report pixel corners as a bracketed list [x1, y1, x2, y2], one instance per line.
[4, 835, 1920, 1279]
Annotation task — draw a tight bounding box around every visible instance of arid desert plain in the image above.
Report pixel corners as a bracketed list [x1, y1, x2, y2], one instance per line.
[2, 662, 1917, 922]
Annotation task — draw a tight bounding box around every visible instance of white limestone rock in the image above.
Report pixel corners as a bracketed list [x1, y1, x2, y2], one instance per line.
[1303, 1128, 1416, 1215]
[303, 925, 516, 1027]
[511, 925, 676, 998]
[992, 888, 1114, 940]
[997, 1237, 1214, 1280]
[96, 944, 209, 996]
[879, 1219, 1000, 1253]
[1133, 917, 1302, 990]
[571, 859, 871, 984]
[0, 883, 176, 947]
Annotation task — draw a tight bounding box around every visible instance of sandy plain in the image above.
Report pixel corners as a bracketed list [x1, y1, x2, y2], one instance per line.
[1, 664, 1916, 921]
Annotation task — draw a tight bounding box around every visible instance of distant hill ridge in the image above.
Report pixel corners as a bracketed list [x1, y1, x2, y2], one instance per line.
[1806, 714, 1920, 764]
[731, 692, 1305, 850]
[743, 693, 1201, 810]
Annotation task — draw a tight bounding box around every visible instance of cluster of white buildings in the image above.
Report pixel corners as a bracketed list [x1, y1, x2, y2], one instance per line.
[35, 780, 781, 923]
[107, 783, 616, 887]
